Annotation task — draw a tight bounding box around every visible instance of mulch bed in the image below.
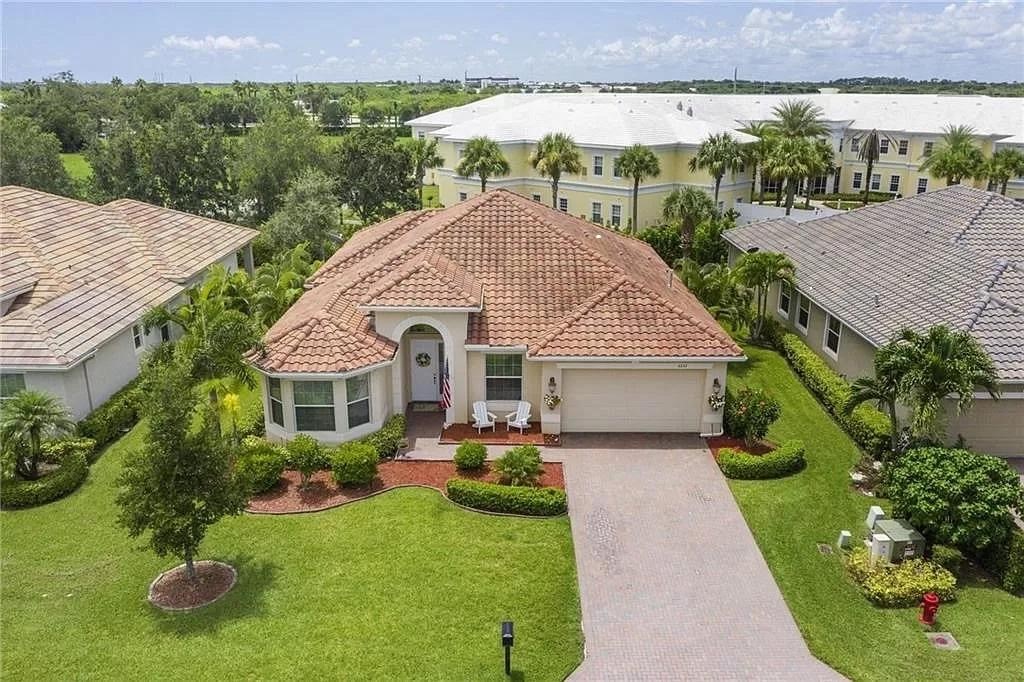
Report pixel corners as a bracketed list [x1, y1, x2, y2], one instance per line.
[148, 560, 237, 611]
[439, 422, 560, 446]
[705, 435, 775, 459]
[247, 460, 565, 514]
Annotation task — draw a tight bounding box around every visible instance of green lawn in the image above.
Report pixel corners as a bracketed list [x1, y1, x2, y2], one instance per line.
[1, 414, 582, 680]
[728, 344, 1024, 681]
[422, 183, 440, 208]
[60, 153, 92, 181]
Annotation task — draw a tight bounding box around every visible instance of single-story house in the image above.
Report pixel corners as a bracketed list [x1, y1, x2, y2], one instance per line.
[0, 186, 257, 419]
[249, 189, 744, 444]
[724, 185, 1023, 457]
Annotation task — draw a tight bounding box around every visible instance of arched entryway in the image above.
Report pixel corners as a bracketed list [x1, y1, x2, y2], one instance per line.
[387, 316, 458, 443]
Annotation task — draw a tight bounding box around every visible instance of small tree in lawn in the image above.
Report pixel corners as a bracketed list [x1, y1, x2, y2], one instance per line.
[736, 251, 795, 341]
[287, 434, 324, 489]
[724, 387, 781, 448]
[116, 362, 247, 581]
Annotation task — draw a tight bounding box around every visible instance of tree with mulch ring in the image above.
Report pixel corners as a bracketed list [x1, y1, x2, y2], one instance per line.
[116, 362, 247, 607]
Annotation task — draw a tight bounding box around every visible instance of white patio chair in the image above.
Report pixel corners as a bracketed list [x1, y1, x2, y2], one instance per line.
[472, 401, 497, 433]
[505, 401, 532, 434]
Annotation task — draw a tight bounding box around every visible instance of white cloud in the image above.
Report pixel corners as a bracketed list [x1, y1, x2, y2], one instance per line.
[484, 48, 500, 57]
[301, 51, 311, 57]
[144, 50, 158, 59]
[347, 38, 361, 48]
[491, 33, 509, 44]
[437, 33, 458, 42]
[161, 34, 281, 54]
[399, 36, 425, 50]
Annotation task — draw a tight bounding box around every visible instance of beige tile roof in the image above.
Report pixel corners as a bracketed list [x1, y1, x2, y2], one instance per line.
[253, 190, 742, 374]
[0, 186, 257, 369]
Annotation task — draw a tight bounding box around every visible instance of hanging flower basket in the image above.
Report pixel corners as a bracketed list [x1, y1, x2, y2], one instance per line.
[415, 352, 432, 367]
[708, 393, 725, 412]
[543, 394, 562, 410]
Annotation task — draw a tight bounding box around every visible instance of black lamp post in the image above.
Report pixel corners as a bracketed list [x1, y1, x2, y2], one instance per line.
[501, 620, 514, 675]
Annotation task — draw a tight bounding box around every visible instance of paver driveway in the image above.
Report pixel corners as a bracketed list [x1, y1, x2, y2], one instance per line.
[563, 434, 843, 681]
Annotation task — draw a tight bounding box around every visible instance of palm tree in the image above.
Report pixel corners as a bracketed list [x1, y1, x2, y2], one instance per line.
[762, 137, 814, 216]
[735, 251, 795, 341]
[739, 122, 774, 204]
[0, 390, 74, 479]
[846, 341, 914, 456]
[803, 138, 837, 208]
[985, 148, 1024, 195]
[855, 129, 885, 206]
[529, 132, 583, 210]
[676, 259, 753, 330]
[770, 99, 829, 139]
[253, 244, 320, 329]
[920, 124, 986, 186]
[616, 144, 661, 234]
[662, 186, 716, 246]
[689, 132, 743, 208]
[404, 137, 444, 208]
[456, 136, 510, 192]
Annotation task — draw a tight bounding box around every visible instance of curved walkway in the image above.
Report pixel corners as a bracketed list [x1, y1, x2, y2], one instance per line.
[562, 434, 843, 681]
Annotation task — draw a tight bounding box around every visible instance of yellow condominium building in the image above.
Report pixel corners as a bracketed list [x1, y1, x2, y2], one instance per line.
[409, 93, 1024, 228]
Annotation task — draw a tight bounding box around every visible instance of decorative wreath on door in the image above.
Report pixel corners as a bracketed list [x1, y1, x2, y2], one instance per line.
[415, 352, 432, 367]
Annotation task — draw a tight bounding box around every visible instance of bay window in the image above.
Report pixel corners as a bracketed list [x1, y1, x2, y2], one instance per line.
[346, 374, 371, 428]
[293, 381, 335, 431]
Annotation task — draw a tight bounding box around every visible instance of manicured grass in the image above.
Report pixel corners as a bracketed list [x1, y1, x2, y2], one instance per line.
[727, 344, 1024, 681]
[422, 183, 440, 208]
[60, 153, 92, 181]
[1, 419, 582, 680]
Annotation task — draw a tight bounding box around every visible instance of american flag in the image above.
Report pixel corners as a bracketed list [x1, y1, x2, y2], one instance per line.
[440, 360, 452, 410]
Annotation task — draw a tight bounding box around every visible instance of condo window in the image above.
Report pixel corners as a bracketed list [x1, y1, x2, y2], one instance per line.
[611, 204, 622, 227]
[346, 374, 371, 428]
[923, 141, 934, 157]
[459, 192, 467, 202]
[612, 157, 621, 178]
[796, 294, 810, 333]
[532, 193, 541, 202]
[852, 172, 863, 189]
[591, 202, 602, 223]
[417, 132, 425, 139]
[593, 155, 604, 176]
[889, 175, 900, 193]
[778, 282, 792, 316]
[850, 138, 860, 153]
[558, 197, 568, 212]
[898, 140, 908, 155]
[132, 324, 144, 350]
[879, 139, 889, 154]
[870, 174, 881, 191]
[485, 354, 522, 401]
[824, 314, 842, 357]
[293, 381, 335, 431]
[0, 373, 26, 403]
[917, 178, 928, 194]
[268, 377, 284, 427]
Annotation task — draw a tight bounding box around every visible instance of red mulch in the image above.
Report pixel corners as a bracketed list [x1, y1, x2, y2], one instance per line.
[439, 422, 559, 446]
[705, 435, 775, 459]
[247, 460, 565, 514]
[148, 561, 235, 610]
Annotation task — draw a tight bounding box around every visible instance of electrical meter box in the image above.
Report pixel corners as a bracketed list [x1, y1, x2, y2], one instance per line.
[871, 519, 926, 563]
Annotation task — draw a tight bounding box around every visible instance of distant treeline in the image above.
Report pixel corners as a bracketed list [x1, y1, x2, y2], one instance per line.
[607, 77, 1024, 97]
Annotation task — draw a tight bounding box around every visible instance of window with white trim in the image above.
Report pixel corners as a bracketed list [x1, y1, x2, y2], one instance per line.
[485, 354, 522, 401]
[591, 201, 602, 222]
[852, 172, 862, 189]
[612, 157, 621, 178]
[796, 294, 810, 333]
[923, 141, 934, 157]
[558, 197, 568, 212]
[0, 373, 26, 404]
[458, 192, 467, 202]
[889, 175, 900, 193]
[898, 140, 908, 155]
[870, 174, 881, 191]
[611, 204, 622, 227]
[778, 282, 792, 316]
[879, 139, 889, 154]
[268, 377, 284, 427]
[850, 138, 860, 153]
[132, 324, 144, 350]
[592, 155, 603, 176]
[917, 178, 928, 194]
[346, 374, 371, 428]
[531, 193, 541, 202]
[823, 314, 842, 357]
[417, 131, 425, 139]
[293, 381, 335, 431]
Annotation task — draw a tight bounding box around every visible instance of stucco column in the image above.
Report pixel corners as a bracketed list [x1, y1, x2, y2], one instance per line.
[701, 363, 728, 435]
[540, 362, 562, 435]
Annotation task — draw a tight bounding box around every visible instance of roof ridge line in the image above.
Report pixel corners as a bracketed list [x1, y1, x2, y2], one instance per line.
[308, 209, 432, 286]
[529, 276, 628, 355]
[950, 189, 995, 247]
[102, 202, 184, 281]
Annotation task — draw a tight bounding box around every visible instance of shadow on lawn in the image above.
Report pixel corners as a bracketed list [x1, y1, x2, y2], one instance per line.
[149, 554, 280, 635]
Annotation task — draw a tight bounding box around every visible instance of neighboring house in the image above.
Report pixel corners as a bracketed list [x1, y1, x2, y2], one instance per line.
[249, 190, 744, 444]
[724, 185, 1024, 457]
[410, 93, 1024, 226]
[0, 186, 257, 420]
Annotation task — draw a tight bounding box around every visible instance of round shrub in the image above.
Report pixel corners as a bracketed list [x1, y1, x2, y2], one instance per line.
[41, 437, 97, 464]
[285, 434, 326, 488]
[454, 440, 487, 471]
[0, 451, 88, 509]
[330, 441, 378, 487]
[845, 547, 957, 607]
[723, 386, 781, 447]
[930, 545, 964, 576]
[235, 436, 286, 494]
[493, 444, 542, 486]
[446, 479, 566, 516]
[717, 440, 805, 480]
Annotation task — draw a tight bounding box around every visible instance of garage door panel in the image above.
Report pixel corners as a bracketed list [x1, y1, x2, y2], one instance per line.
[562, 368, 704, 432]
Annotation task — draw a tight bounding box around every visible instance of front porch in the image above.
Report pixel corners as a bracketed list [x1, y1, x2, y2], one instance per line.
[399, 406, 559, 460]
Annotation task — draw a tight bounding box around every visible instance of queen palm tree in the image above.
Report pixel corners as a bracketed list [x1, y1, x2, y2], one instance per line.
[662, 186, 716, 245]
[529, 132, 583, 210]
[616, 144, 660, 234]
[689, 132, 743, 209]
[404, 137, 444, 208]
[735, 251, 795, 341]
[456, 136, 509, 192]
[739, 122, 774, 204]
[920, 124, 986, 186]
[762, 136, 814, 216]
[846, 340, 915, 456]
[253, 244, 320, 329]
[985, 147, 1024, 195]
[770, 99, 829, 139]
[804, 138, 837, 208]
[0, 390, 74, 479]
[855, 129, 885, 205]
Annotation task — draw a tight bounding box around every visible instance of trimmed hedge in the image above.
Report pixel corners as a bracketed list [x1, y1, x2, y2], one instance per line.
[360, 414, 407, 459]
[780, 333, 890, 457]
[330, 441, 379, 487]
[717, 440, 805, 479]
[41, 437, 97, 465]
[0, 451, 88, 509]
[76, 377, 143, 449]
[454, 440, 487, 471]
[235, 436, 287, 494]
[446, 479, 567, 516]
[236, 401, 266, 440]
[978, 529, 1024, 596]
[845, 547, 957, 607]
[930, 545, 964, 576]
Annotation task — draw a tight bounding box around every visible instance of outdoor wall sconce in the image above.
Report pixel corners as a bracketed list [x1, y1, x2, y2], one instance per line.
[548, 376, 557, 394]
[712, 377, 721, 395]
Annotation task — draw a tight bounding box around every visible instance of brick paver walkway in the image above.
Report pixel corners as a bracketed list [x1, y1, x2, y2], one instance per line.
[563, 433, 843, 681]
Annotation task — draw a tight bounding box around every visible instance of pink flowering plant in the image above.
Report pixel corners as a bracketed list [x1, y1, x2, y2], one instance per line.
[724, 387, 782, 448]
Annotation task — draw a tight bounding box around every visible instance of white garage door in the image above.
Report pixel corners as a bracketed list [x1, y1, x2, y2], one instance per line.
[561, 368, 705, 433]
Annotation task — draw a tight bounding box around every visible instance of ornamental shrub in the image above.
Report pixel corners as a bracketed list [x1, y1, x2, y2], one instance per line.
[886, 447, 1023, 551]
[76, 377, 143, 449]
[286, 434, 326, 488]
[330, 441, 378, 487]
[454, 440, 487, 471]
[235, 436, 286, 494]
[493, 444, 543, 486]
[845, 547, 957, 607]
[40, 437, 97, 465]
[717, 440, 805, 480]
[930, 545, 964, 577]
[235, 401, 266, 440]
[360, 414, 406, 459]
[446, 479, 566, 516]
[0, 451, 88, 509]
[977, 529, 1024, 596]
[723, 387, 781, 447]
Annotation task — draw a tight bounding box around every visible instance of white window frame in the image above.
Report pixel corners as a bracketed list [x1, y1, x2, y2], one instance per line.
[778, 282, 792, 317]
[852, 172, 863, 189]
[822, 314, 842, 359]
[531, 193, 541, 202]
[850, 138, 860, 153]
[879, 139, 889, 154]
[870, 174, 881, 191]
[612, 156, 621, 178]
[611, 204, 622, 227]
[917, 178, 928, 194]
[897, 140, 908, 155]
[485, 353, 523, 401]
[268, 377, 284, 427]
[345, 374, 371, 429]
[458, 192, 467, 202]
[592, 155, 603, 176]
[796, 294, 810, 334]
[558, 197, 568, 212]
[923, 141, 934, 157]
[132, 324, 144, 351]
[591, 201, 602, 223]
[293, 380, 336, 432]
[0, 373, 26, 404]
[889, 175, 900, 193]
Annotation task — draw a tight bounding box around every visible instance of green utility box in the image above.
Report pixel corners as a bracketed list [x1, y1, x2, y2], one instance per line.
[873, 519, 926, 562]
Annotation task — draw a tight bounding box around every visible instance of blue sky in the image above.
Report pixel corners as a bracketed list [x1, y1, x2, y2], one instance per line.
[3, 2, 1023, 84]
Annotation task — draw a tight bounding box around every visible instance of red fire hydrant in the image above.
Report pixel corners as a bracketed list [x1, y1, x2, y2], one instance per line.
[919, 592, 940, 626]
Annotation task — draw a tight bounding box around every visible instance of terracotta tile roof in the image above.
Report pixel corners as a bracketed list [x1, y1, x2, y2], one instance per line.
[254, 189, 741, 374]
[0, 186, 257, 369]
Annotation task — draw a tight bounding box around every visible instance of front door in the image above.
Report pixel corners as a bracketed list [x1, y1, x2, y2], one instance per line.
[410, 339, 440, 402]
